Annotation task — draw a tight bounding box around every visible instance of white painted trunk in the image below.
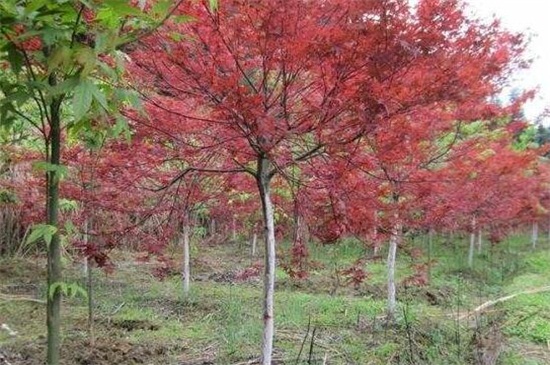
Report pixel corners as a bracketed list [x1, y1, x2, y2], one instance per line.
[477, 229, 482, 254]
[258, 158, 276, 365]
[532, 221, 538, 249]
[387, 222, 401, 320]
[83, 257, 88, 277]
[427, 228, 433, 283]
[468, 217, 476, 268]
[182, 220, 191, 295]
[468, 231, 475, 268]
[232, 216, 237, 241]
[251, 232, 257, 257]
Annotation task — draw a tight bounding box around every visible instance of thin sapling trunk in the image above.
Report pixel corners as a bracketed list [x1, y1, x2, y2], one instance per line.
[532, 221, 538, 249]
[427, 228, 433, 283]
[182, 211, 191, 296]
[387, 221, 401, 321]
[83, 220, 94, 346]
[46, 96, 62, 365]
[468, 217, 476, 268]
[251, 231, 257, 258]
[477, 229, 482, 254]
[257, 157, 276, 365]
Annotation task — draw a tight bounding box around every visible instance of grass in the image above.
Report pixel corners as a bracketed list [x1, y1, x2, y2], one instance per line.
[1, 232, 550, 364]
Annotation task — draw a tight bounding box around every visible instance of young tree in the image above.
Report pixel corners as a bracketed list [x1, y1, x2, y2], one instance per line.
[131, 0, 529, 361]
[0, 1, 186, 363]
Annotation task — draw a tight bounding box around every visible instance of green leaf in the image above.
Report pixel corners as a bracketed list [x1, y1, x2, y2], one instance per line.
[209, 0, 219, 11]
[47, 45, 71, 73]
[97, 60, 118, 80]
[124, 89, 143, 112]
[74, 46, 97, 77]
[102, 0, 143, 17]
[67, 282, 88, 299]
[95, 6, 118, 28]
[152, 0, 171, 18]
[6, 43, 24, 75]
[25, 0, 49, 14]
[172, 15, 195, 24]
[94, 30, 117, 53]
[90, 83, 108, 110]
[40, 26, 65, 46]
[64, 220, 77, 236]
[32, 161, 68, 182]
[49, 281, 88, 300]
[26, 223, 58, 247]
[48, 76, 79, 97]
[73, 80, 93, 121]
[32, 161, 66, 173]
[60, 198, 79, 212]
[0, 103, 16, 126]
[49, 282, 67, 299]
[111, 115, 130, 139]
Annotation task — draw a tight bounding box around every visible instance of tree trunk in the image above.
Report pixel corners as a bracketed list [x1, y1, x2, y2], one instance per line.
[257, 157, 276, 365]
[477, 229, 482, 254]
[468, 231, 475, 268]
[210, 218, 216, 236]
[251, 231, 257, 257]
[468, 217, 476, 268]
[372, 211, 379, 255]
[387, 222, 401, 321]
[182, 212, 191, 296]
[532, 221, 538, 249]
[84, 220, 94, 347]
[86, 260, 94, 344]
[427, 228, 433, 283]
[46, 97, 62, 365]
[232, 216, 237, 241]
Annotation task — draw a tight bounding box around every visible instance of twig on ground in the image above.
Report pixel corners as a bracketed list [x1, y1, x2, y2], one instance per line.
[111, 301, 126, 315]
[0, 293, 45, 304]
[460, 286, 550, 320]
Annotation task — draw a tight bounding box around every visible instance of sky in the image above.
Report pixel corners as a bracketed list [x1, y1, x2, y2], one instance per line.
[465, 0, 549, 124]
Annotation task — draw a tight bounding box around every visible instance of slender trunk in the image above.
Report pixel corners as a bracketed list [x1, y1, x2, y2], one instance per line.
[532, 221, 538, 249]
[468, 217, 476, 268]
[210, 218, 216, 236]
[182, 213, 191, 296]
[477, 229, 482, 254]
[82, 222, 89, 280]
[83, 255, 88, 276]
[251, 231, 257, 258]
[257, 157, 276, 365]
[468, 231, 475, 268]
[387, 222, 401, 321]
[84, 220, 94, 346]
[232, 216, 237, 241]
[87, 259, 94, 345]
[46, 96, 62, 365]
[372, 211, 379, 255]
[427, 228, 433, 283]
[292, 209, 308, 273]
